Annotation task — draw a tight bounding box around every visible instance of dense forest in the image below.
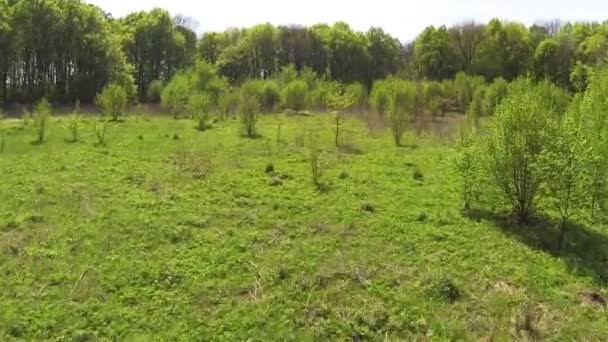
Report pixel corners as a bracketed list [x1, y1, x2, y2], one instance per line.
[1, 0, 608, 106]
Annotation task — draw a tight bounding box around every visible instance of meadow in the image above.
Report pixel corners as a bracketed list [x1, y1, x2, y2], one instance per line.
[0, 112, 607, 340]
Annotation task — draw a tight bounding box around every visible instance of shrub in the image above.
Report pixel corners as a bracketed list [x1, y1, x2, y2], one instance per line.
[369, 78, 394, 115]
[413, 167, 424, 182]
[572, 66, 608, 217]
[466, 86, 486, 127]
[147, 80, 163, 103]
[454, 72, 485, 113]
[309, 147, 323, 186]
[387, 81, 416, 146]
[191, 60, 228, 105]
[162, 73, 191, 119]
[425, 81, 443, 120]
[94, 121, 108, 146]
[189, 94, 212, 130]
[33, 98, 52, 143]
[282, 80, 308, 111]
[456, 127, 482, 210]
[96, 83, 128, 121]
[327, 85, 356, 147]
[483, 77, 508, 116]
[344, 82, 367, 108]
[242, 80, 280, 112]
[277, 64, 298, 86]
[308, 80, 340, 109]
[218, 90, 240, 118]
[66, 114, 81, 142]
[239, 92, 261, 138]
[485, 78, 557, 221]
[265, 163, 275, 174]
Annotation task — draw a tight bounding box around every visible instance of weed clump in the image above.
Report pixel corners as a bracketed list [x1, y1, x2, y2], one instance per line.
[417, 212, 428, 222]
[413, 168, 424, 182]
[339, 170, 349, 179]
[360, 202, 376, 213]
[430, 277, 462, 303]
[265, 163, 275, 174]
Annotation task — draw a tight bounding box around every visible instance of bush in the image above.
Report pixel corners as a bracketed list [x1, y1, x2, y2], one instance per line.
[308, 80, 340, 109]
[33, 98, 52, 143]
[94, 121, 108, 146]
[191, 60, 228, 105]
[219, 90, 240, 118]
[162, 73, 191, 119]
[309, 147, 323, 187]
[483, 77, 508, 116]
[242, 80, 280, 112]
[189, 94, 212, 130]
[344, 82, 367, 108]
[277, 64, 298, 86]
[466, 86, 486, 127]
[281, 80, 308, 111]
[387, 81, 416, 146]
[239, 92, 261, 138]
[425, 81, 443, 119]
[147, 80, 163, 103]
[454, 72, 485, 113]
[456, 127, 482, 210]
[369, 78, 394, 115]
[96, 83, 128, 121]
[66, 114, 81, 142]
[485, 78, 557, 221]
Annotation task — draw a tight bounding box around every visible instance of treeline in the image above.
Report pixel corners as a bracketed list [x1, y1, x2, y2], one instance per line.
[2, 0, 608, 107]
[0, 0, 196, 104]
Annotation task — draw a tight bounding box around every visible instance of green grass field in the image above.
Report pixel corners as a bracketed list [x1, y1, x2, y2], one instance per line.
[1, 113, 607, 340]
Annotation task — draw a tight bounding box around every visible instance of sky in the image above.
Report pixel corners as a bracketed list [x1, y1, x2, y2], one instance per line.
[86, 0, 608, 41]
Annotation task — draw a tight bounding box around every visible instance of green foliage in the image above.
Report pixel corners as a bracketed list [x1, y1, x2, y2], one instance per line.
[218, 90, 240, 118]
[239, 92, 261, 137]
[161, 73, 191, 118]
[344, 82, 367, 108]
[466, 86, 486, 127]
[33, 98, 51, 143]
[189, 94, 212, 130]
[96, 83, 128, 121]
[147, 80, 164, 103]
[387, 81, 416, 146]
[66, 114, 81, 142]
[538, 112, 592, 249]
[576, 67, 608, 216]
[326, 85, 357, 147]
[425, 81, 443, 119]
[94, 120, 108, 146]
[369, 78, 396, 115]
[241, 79, 281, 112]
[190, 60, 227, 105]
[454, 72, 486, 113]
[483, 77, 508, 116]
[277, 64, 298, 85]
[281, 80, 309, 111]
[456, 126, 483, 209]
[308, 80, 341, 109]
[484, 78, 557, 221]
[1, 114, 608, 340]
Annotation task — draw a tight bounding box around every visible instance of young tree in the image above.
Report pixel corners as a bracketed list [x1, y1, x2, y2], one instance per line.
[485, 78, 557, 221]
[161, 73, 190, 119]
[33, 98, 52, 143]
[239, 92, 261, 138]
[96, 83, 128, 121]
[576, 67, 608, 217]
[539, 113, 591, 251]
[327, 85, 356, 147]
[189, 94, 212, 130]
[387, 81, 416, 146]
[281, 80, 309, 111]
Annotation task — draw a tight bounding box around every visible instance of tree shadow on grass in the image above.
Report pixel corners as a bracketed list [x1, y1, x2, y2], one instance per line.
[466, 209, 608, 285]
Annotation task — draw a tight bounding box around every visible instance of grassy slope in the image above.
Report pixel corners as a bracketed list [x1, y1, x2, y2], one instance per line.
[0, 114, 606, 340]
